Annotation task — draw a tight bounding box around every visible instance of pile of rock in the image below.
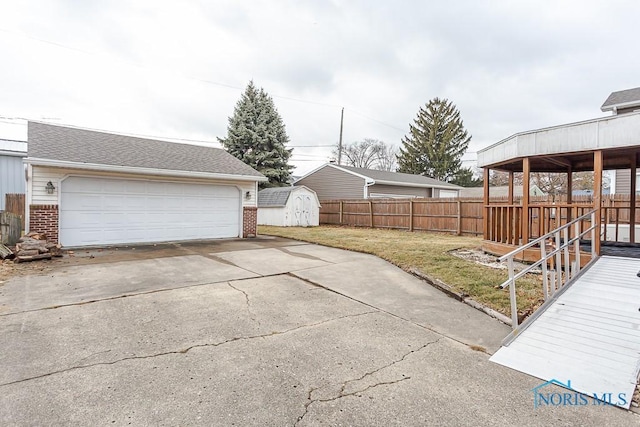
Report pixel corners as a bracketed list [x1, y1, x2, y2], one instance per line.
[13, 232, 63, 262]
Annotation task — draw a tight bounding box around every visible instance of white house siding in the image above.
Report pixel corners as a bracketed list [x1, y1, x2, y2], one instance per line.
[368, 183, 431, 198]
[438, 189, 459, 198]
[296, 166, 365, 200]
[0, 154, 25, 210]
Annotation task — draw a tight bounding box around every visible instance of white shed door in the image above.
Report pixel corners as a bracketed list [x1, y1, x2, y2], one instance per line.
[60, 176, 240, 246]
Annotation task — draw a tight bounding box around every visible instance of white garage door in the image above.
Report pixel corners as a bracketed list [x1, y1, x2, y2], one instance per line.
[60, 176, 241, 246]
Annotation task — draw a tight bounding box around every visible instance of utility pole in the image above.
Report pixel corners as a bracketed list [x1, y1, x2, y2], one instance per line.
[337, 107, 344, 165]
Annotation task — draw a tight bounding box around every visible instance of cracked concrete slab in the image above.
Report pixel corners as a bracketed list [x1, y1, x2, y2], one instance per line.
[296, 337, 639, 427]
[0, 255, 257, 315]
[291, 255, 512, 353]
[0, 274, 371, 386]
[0, 310, 437, 426]
[1, 238, 637, 426]
[213, 247, 330, 275]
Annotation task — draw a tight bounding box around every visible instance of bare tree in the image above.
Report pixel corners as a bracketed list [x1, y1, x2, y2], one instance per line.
[334, 138, 398, 171]
[531, 173, 567, 197]
[375, 143, 399, 171]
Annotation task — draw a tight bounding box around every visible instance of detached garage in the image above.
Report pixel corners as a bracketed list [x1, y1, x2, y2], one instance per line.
[25, 122, 266, 246]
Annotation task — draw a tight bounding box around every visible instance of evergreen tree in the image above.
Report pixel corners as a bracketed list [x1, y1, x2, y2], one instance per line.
[450, 167, 483, 187]
[219, 81, 293, 187]
[397, 98, 471, 182]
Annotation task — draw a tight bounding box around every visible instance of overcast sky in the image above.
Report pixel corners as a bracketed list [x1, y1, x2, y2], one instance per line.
[1, 1, 639, 175]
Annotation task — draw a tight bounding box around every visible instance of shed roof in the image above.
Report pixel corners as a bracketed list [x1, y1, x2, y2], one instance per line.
[601, 87, 640, 112]
[258, 185, 318, 207]
[26, 122, 266, 180]
[258, 186, 296, 207]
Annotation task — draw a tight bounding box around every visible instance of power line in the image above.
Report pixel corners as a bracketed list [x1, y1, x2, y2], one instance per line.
[346, 108, 407, 134]
[0, 28, 408, 132]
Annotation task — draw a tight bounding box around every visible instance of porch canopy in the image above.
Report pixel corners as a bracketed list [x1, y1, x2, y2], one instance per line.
[477, 111, 640, 256]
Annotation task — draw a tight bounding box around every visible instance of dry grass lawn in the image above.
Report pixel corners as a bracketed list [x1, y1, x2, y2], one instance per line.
[259, 225, 543, 318]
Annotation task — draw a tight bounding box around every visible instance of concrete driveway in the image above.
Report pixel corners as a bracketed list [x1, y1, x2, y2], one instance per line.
[0, 237, 637, 426]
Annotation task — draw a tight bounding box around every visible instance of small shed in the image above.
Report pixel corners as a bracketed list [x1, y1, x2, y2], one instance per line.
[258, 186, 320, 227]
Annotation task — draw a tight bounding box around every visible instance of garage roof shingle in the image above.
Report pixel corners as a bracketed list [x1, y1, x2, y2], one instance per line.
[27, 122, 265, 178]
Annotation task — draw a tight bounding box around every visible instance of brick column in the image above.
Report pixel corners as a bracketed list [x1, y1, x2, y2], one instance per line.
[29, 204, 59, 243]
[243, 206, 257, 238]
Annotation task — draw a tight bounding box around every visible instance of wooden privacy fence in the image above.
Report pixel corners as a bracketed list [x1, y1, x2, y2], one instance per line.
[320, 194, 638, 237]
[0, 212, 22, 245]
[319, 198, 484, 235]
[4, 193, 25, 230]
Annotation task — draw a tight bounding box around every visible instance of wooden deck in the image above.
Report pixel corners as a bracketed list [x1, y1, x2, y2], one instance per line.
[489, 256, 640, 408]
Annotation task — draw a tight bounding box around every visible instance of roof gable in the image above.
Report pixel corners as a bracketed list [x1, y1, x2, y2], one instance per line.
[27, 122, 265, 179]
[331, 164, 462, 189]
[601, 87, 640, 112]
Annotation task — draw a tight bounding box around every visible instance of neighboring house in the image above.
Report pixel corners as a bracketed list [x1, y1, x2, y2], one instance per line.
[294, 164, 461, 200]
[602, 87, 640, 194]
[0, 139, 27, 210]
[25, 122, 267, 247]
[459, 185, 546, 198]
[257, 186, 320, 227]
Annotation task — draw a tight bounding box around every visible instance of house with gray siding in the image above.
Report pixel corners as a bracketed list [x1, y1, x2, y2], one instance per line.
[294, 164, 461, 200]
[0, 139, 27, 210]
[601, 87, 640, 194]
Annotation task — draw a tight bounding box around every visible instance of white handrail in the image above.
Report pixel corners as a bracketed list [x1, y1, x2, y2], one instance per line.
[498, 209, 598, 330]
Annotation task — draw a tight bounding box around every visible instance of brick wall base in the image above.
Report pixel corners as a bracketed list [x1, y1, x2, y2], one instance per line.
[29, 204, 59, 243]
[243, 206, 258, 238]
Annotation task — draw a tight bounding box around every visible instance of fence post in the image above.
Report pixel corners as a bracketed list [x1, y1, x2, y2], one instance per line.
[339, 201, 343, 225]
[456, 200, 462, 236]
[540, 239, 549, 301]
[409, 200, 414, 232]
[555, 230, 563, 290]
[574, 220, 581, 275]
[591, 211, 597, 259]
[508, 257, 518, 329]
[369, 200, 374, 228]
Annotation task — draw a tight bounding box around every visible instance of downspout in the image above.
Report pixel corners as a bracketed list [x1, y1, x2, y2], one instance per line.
[364, 180, 375, 199]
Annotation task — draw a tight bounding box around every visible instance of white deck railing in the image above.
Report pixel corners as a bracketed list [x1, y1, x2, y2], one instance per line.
[498, 209, 598, 335]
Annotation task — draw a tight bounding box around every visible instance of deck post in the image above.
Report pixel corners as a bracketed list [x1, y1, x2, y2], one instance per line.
[522, 158, 531, 245]
[483, 168, 490, 240]
[593, 150, 603, 256]
[567, 165, 573, 231]
[630, 155, 636, 244]
[508, 171, 514, 205]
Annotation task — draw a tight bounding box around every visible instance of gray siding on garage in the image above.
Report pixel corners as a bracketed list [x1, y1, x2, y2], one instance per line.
[615, 169, 632, 194]
[296, 165, 365, 200]
[368, 183, 431, 198]
[0, 154, 25, 210]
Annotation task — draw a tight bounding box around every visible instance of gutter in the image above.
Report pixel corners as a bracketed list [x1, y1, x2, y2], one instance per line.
[373, 179, 461, 190]
[23, 157, 268, 182]
[363, 180, 375, 198]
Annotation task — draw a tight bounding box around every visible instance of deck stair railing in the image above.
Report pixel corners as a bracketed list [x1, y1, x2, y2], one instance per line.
[497, 209, 598, 342]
